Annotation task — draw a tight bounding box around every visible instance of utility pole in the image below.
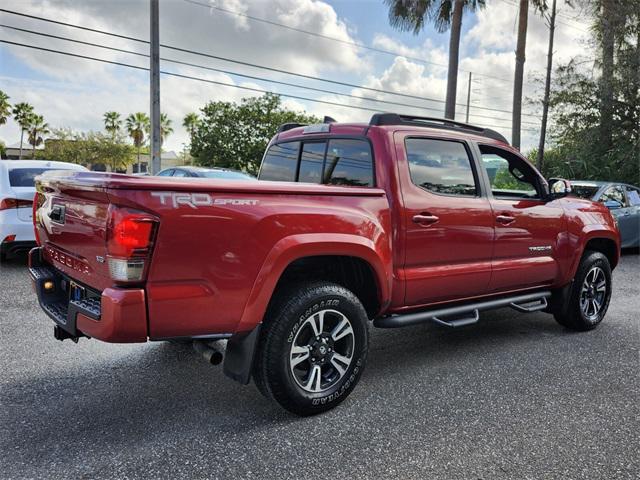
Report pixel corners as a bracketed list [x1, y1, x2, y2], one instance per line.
[536, 0, 556, 172]
[150, 0, 161, 175]
[465, 72, 472, 123]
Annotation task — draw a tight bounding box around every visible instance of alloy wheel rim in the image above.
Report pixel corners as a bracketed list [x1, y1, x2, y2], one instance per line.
[289, 309, 355, 393]
[579, 266, 607, 321]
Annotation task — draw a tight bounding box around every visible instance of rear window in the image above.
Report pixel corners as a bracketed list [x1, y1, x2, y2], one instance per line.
[260, 142, 300, 182]
[259, 138, 374, 187]
[8, 168, 53, 187]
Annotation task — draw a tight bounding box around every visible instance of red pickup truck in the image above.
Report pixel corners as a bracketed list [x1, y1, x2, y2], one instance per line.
[29, 114, 620, 415]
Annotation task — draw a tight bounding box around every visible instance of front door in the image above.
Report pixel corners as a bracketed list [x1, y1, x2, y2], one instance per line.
[478, 145, 564, 292]
[395, 133, 495, 307]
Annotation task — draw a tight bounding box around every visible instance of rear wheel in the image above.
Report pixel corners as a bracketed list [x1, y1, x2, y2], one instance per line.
[254, 282, 369, 416]
[553, 251, 612, 331]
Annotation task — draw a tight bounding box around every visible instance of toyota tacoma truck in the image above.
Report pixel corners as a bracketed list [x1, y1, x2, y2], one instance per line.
[29, 113, 620, 416]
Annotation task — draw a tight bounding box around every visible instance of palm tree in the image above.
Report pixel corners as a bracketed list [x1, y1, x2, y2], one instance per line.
[159, 113, 173, 146]
[512, 0, 547, 150]
[182, 112, 200, 147]
[27, 114, 50, 158]
[0, 90, 11, 127]
[385, 0, 486, 120]
[12, 102, 34, 159]
[103, 111, 122, 139]
[126, 112, 150, 172]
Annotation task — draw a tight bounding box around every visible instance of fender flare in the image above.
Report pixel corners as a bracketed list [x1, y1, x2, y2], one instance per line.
[234, 233, 392, 334]
[567, 227, 620, 281]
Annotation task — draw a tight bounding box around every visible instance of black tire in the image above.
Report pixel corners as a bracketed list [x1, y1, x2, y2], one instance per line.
[553, 251, 612, 331]
[253, 281, 369, 416]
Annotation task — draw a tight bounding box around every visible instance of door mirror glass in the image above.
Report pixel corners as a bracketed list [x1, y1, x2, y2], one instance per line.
[549, 178, 572, 198]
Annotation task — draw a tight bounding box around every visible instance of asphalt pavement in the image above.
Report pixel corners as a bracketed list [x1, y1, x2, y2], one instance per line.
[0, 252, 638, 479]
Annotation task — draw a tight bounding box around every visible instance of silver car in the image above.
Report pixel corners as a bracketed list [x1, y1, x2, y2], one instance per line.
[570, 181, 640, 249]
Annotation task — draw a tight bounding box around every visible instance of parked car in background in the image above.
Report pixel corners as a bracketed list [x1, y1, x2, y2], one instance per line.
[0, 160, 87, 261]
[570, 181, 640, 248]
[157, 166, 255, 180]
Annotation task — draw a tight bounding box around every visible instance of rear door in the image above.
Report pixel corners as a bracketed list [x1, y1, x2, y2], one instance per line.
[395, 133, 494, 306]
[477, 144, 564, 292]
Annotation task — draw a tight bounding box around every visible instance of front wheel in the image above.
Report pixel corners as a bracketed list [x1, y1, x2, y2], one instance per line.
[253, 282, 369, 416]
[553, 251, 612, 331]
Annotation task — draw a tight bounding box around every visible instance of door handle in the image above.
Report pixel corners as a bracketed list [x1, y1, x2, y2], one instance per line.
[496, 214, 515, 225]
[412, 213, 439, 225]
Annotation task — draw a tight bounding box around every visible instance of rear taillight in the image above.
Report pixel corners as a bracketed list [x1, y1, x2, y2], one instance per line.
[33, 193, 44, 245]
[106, 206, 158, 283]
[0, 198, 33, 210]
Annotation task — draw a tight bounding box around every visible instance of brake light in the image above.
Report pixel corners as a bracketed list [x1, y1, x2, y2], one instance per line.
[0, 198, 33, 210]
[2, 235, 16, 243]
[33, 193, 43, 245]
[106, 206, 158, 282]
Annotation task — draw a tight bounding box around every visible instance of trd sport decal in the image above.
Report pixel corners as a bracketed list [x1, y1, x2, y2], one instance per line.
[151, 192, 259, 209]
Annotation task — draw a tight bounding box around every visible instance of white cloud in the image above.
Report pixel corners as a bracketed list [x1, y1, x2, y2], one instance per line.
[0, 0, 371, 152]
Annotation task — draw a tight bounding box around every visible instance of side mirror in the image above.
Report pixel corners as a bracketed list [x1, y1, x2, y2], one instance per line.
[603, 199, 622, 210]
[548, 178, 572, 199]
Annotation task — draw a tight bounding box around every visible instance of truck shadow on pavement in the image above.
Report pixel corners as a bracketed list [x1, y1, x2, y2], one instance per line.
[1, 308, 591, 455]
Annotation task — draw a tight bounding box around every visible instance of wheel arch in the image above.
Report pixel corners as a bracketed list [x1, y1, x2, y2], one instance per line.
[235, 233, 392, 333]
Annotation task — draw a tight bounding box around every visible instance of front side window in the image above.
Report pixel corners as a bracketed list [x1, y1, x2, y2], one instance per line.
[157, 169, 174, 177]
[259, 141, 300, 182]
[480, 146, 540, 199]
[405, 138, 477, 196]
[600, 186, 627, 207]
[324, 139, 373, 187]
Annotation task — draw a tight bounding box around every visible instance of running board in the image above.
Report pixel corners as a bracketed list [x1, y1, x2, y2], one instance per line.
[374, 291, 552, 329]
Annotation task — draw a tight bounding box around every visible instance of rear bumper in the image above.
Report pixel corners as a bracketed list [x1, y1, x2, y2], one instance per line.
[29, 247, 148, 343]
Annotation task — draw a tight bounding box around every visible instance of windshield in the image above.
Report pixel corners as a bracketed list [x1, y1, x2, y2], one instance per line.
[200, 170, 254, 180]
[8, 168, 56, 187]
[571, 184, 600, 200]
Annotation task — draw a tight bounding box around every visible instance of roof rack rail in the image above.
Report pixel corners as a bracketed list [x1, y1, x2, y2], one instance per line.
[369, 113, 509, 144]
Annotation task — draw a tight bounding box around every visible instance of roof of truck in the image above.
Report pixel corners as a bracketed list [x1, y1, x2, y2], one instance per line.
[274, 113, 510, 148]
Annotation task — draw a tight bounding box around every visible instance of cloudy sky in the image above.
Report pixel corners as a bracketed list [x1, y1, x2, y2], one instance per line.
[0, 0, 595, 154]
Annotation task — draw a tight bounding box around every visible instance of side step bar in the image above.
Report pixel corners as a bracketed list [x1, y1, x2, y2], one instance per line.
[374, 291, 551, 329]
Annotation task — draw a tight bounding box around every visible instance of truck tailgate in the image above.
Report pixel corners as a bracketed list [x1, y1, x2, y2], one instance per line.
[35, 175, 112, 291]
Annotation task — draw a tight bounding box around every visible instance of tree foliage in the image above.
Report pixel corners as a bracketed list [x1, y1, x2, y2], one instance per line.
[191, 93, 320, 174]
[42, 129, 135, 172]
[539, 2, 639, 185]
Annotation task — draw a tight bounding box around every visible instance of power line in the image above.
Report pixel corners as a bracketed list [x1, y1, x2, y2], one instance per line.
[0, 24, 543, 127]
[183, 0, 524, 85]
[0, 38, 540, 133]
[0, 8, 544, 119]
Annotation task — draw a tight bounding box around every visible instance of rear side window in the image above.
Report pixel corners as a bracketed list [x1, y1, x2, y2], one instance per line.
[259, 138, 374, 187]
[260, 142, 300, 182]
[405, 138, 477, 196]
[324, 139, 373, 187]
[8, 168, 51, 187]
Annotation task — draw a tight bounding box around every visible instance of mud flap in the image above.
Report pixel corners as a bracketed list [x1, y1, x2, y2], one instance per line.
[223, 324, 262, 385]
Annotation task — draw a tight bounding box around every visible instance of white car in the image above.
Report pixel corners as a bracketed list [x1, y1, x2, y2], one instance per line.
[0, 160, 87, 261]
